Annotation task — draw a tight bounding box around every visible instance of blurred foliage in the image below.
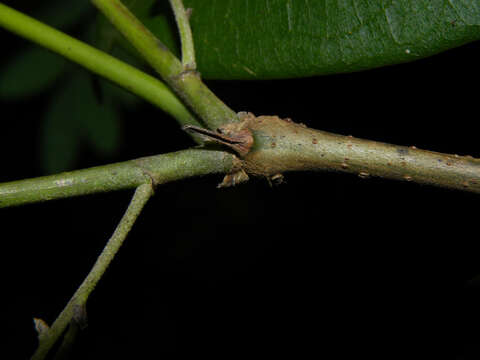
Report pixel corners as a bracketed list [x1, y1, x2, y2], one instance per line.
[41, 72, 121, 174]
[0, 0, 134, 174]
[0, 47, 67, 100]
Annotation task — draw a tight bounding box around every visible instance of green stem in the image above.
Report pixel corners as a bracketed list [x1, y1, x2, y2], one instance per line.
[0, 2, 201, 128]
[0, 149, 236, 208]
[91, 0, 239, 129]
[169, 0, 196, 69]
[31, 183, 153, 360]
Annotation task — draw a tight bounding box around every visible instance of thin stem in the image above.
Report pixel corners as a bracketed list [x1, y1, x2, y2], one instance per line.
[0, 149, 236, 208]
[31, 183, 153, 360]
[91, 0, 239, 129]
[169, 0, 196, 69]
[0, 2, 201, 129]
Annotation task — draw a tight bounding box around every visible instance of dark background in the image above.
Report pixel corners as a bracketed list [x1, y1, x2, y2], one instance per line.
[1, 1, 480, 359]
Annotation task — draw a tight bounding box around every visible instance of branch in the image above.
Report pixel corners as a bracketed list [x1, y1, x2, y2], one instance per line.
[3, 2, 478, 196]
[31, 183, 153, 360]
[223, 113, 480, 194]
[91, 0, 239, 130]
[0, 149, 237, 208]
[0, 2, 201, 129]
[169, 0, 196, 69]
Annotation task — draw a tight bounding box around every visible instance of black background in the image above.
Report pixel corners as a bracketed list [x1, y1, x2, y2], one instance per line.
[1, 1, 480, 359]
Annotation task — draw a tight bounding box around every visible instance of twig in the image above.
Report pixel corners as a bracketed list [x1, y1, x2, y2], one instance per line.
[91, 0, 239, 129]
[169, 0, 196, 69]
[0, 149, 237, 208]
[0, 3, 201, 129]
[31, 183, 153, 360]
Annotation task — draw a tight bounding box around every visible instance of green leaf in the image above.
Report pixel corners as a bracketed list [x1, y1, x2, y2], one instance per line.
[145, 0, 480, 79]
[0, 47, 66, 99]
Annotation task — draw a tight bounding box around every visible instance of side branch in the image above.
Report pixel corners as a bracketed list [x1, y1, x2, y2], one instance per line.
[239, 114, 480, 193]
[169, 0, 196, 69]
[31, 183, 153, 360]
[0, 150, 236, 208]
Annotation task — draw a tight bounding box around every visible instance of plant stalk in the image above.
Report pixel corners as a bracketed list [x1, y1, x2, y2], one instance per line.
[91, 0, 239, 129]
[169, 0, 196, 69]
[31, 183, 153, 360]
[242, 115, 480, 193]
[0, 150, 236, 208]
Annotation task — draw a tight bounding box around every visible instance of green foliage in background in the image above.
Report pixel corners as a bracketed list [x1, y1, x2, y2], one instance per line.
[41, 72, 121, 174]
[0, 1, 129, 174]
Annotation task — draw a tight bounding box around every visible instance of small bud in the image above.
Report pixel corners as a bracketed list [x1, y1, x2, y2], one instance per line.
[33, 318, 49, 339]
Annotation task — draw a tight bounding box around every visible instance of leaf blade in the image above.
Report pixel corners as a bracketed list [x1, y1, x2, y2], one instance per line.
[172, 0, 480, 79]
